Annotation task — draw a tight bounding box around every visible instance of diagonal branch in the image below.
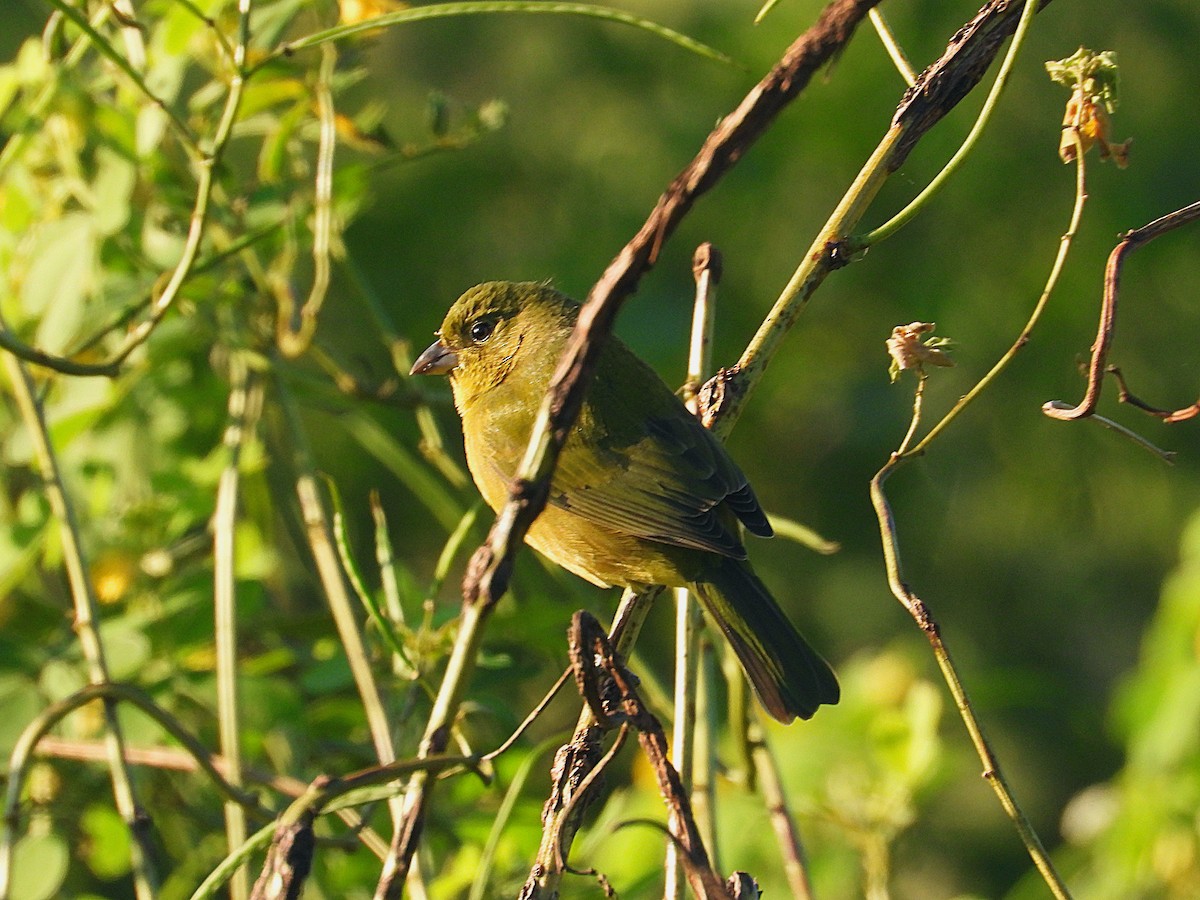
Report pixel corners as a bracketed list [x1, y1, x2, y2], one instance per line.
[379, 2, 886, 894]
[385, 0, 1064, 893]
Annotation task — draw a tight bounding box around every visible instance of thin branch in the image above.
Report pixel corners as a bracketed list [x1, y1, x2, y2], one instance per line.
[523, 587, 662, 899]
[666, 243, 721, 900]
[238, 753, 479, 900]
[907, 121, 1089, 457]
[30, 735, 391, 859]
[747, 718, 814, 900]
[213, 354, 263, 900]
[856, 0, 1039, 247]
[870, 377, 1072, 899]
[382, 3, 886, 893]
[277, 41, 338, 357]
[481, 668, 573, 762]
[1, 0, 258, 379]
[1108, 365, 1200, 424]
[714, 0, 1056, 440]
[103, 0, 254, 370]
[4, 684, 274, 831]
[43, 0, 198, 153]
[868, 8, 916, 87]
[274, 369, 408, 839]
[0, 5, 112, 180]
[269, 3, 737, 71]
[691, 637, 719, 867]
[579, 612, 732, 900]
[333, 481, 417, 678]
[1043, 199, 1200, 421]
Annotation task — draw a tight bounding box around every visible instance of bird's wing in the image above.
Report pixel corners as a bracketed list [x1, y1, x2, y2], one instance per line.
[549, 391, 771, 559]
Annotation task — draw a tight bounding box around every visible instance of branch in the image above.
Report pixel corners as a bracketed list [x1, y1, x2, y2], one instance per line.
[573, 612, 732, 900]
[0, 347, 158, 899]
[380, 1, 885, 892]
[1043, 199, 1200, 421]
[871, 376, 1073, 899]
[387, 0, 1067, 890]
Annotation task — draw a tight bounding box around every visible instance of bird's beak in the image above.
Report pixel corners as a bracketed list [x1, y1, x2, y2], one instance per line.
[410, 338, 458, 376]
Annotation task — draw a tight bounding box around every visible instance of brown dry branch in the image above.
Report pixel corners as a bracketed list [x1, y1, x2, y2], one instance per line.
[522, 586, 661, 898]
[526, 0, 1064, 894]
[572, 611, 733, 900]
[250, 814, 315, 900]
[379, 1, 887, 893]
[1108, 366, 1200, 423]
[747, 719, 815, 900]
[32, 736, 390, 858]
[1043, 198, 1200, 422]
[246, 753, 481, 898]
[385, 0, 1067, 894]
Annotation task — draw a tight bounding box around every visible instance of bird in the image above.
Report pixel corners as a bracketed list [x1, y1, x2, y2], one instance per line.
[410, 281, 838, 722]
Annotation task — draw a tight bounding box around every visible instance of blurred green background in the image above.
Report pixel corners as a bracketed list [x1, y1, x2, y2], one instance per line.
[2, 0, 1199, 897]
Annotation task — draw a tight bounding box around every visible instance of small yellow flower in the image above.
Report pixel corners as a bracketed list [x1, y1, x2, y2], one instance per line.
[90, 550, 137, 604]
[339, 0, 406, 27]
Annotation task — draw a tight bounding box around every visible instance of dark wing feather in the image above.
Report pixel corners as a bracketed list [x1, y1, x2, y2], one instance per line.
[546, 338, 770, 558]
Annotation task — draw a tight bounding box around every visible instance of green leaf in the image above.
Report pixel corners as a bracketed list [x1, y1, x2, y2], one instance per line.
[21, 213, 97, 351]
[97, 620, 152, 682]
[277, 3, 738, 69]
[9, 832, 69, 900]
[0, 673, 42, 755]
[91, 146, 137, 236]
[81, 804, 133, 880]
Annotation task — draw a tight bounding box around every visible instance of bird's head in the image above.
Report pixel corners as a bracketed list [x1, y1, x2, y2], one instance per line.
[411, 281, 578, 407]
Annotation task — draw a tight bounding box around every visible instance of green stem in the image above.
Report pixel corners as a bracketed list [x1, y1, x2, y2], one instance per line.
[213, 355, 261, 900]
[0, 346, 157, 899]
[43, 0, 198, 153]
[105, 0, 254, 369]
[720, 126, 903, 439]
[870, 382, 1072, 900]
[868, 8, 916, 86]
[854, 0, 1039, 248]
[275, 370, 405, 830]
[266, 2, 736, 72]
[906, 126, 1087, 457]
[0, 5, 109, 178]
[278, 42, 338, 357]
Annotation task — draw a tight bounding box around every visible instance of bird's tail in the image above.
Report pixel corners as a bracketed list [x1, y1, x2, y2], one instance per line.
[689, 558, 839, 723]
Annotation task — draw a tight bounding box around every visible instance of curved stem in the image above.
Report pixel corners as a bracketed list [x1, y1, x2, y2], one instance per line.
[43, 0, 198, 154]
[0, 345, 157, 900]
[277, 42, 337, 357]
[870, 384, 1072, 900]
[267, 2, 736, 72]
[104, 0, 254, 369]
[907, 127, 1087, 457]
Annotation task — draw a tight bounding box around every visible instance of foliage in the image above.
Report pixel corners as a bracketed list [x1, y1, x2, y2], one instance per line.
[0, 0, 1199, 898]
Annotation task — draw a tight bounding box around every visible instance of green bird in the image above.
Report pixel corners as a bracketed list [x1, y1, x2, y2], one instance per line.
[411, 281, 838, 722]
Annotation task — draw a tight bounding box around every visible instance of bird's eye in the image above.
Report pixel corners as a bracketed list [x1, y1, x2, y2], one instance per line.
[469, 319, 495, 343]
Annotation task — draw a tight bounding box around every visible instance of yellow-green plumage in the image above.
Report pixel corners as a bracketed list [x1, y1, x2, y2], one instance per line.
[412, 281, 838, 722]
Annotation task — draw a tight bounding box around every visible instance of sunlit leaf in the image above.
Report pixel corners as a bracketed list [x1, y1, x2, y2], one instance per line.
[9, 832, 69, 900]
[81, 805, 133, 880]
